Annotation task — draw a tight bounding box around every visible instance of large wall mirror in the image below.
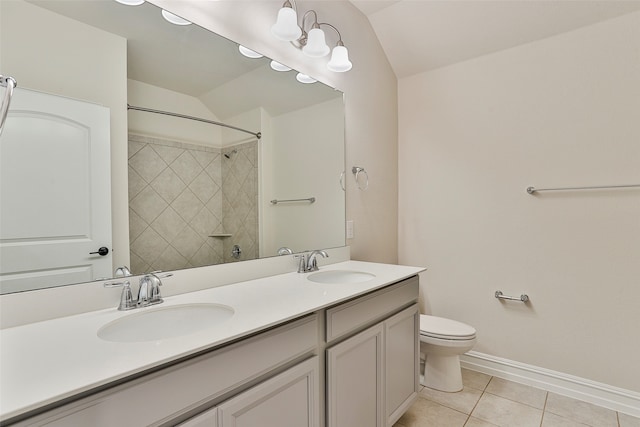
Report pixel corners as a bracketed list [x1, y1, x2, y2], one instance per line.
[0, 0, 346, 294]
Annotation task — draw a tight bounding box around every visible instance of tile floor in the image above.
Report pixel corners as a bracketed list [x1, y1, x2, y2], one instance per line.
[394, 369, 640, 427]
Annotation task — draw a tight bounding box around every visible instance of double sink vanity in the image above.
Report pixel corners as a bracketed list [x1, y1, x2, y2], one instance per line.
[0, 260, 424, 426]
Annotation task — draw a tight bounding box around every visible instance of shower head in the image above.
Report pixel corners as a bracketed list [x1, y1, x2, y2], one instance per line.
[223, 149, 238, 159]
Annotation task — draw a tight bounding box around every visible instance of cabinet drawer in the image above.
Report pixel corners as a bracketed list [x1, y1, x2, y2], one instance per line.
[183, 357, 319, 427]
[326, 276, 418, 343]
[15, 315, 318, 427]
[218, 357, 319, 427]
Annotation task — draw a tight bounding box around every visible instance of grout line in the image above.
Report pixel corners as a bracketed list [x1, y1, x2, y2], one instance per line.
[466, 375, 490, 421]
[539, 392, 549, 427]
[616, 411, 620, 427]
[483, 375, 494, 392]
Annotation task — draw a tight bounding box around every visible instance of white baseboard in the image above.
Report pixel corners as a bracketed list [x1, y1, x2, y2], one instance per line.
[460, 351, 640, 418]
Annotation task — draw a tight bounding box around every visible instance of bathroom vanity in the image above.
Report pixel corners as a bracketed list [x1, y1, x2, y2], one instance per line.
[0, 261, 423, 426]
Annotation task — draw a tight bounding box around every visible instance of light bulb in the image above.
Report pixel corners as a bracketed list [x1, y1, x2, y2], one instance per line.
[302, 28, 329, 57]
[161, 10, 191, 26]
[327, 45, 352, 72]
[296, 73, 317, 84]
[239, 46, 263, 59]
[270, 61, 292, 72]
[271, 7, 302, 41]
[114, 0, 145, 5]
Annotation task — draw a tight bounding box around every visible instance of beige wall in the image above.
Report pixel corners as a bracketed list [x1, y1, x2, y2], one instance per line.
[264, 98, 345, 256]
[1, 0, 130, 270]
[149, 0, 399, 263]
[398, 12, 640, 391]
[127, 79, 223, 147]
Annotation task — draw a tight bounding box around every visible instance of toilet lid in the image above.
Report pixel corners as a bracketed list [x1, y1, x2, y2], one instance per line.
[420, 315, 476, 340]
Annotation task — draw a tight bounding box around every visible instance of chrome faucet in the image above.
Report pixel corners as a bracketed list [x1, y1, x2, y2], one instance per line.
[296, 250, 329, 273]
[114, 266, 132, 278]
[104, 271, 172, 311]
[137, 272, 172, 307]
[277, 247, 293, 256]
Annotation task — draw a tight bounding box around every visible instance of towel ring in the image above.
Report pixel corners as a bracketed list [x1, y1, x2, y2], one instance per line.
[352, 166, 369, 191]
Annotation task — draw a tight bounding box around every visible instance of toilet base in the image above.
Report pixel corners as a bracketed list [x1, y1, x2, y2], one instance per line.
[421, 354, 463, 392]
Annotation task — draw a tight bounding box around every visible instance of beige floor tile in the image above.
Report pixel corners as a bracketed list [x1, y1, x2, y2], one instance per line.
[471, 393, 543, 427]
[545, 393, 618, 427]
[397, 397, 469, 427]
[619, 412, 640, 427]
[542, 412, 590, 426]
[462, 369, 492, 391]
[465, 416, 500, 427]
[419, 385, 483, 414]
[485, 377, 547, 409]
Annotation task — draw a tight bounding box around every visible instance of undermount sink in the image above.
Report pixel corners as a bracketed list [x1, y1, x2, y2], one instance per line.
[97, 303, 234, 343]
[307, 270, 376, 284]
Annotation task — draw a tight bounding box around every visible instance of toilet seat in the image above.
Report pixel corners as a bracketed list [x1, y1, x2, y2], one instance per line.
[420, 315, 476, 341]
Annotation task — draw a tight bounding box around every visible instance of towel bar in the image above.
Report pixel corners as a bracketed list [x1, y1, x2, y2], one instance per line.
[495, 290, 529, 303]
[270, 197, 315, 205]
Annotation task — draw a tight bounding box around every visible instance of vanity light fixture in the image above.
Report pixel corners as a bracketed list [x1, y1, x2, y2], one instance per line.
[270, 61, 292, 72]
[161, 9, 192, 26]
[238, 45, 264, 59]
[114, 0, 145, 5]
[271, 0, 352, 72]
[296, 73, 317, 84]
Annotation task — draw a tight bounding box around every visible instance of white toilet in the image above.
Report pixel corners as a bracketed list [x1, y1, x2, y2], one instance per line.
[419, 315, 477, 392]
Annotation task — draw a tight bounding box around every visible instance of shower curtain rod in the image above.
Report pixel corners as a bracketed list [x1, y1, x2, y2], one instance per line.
[127, 104, 261, 139]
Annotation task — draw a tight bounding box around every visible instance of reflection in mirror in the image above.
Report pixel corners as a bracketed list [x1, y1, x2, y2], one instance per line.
[0, 0, 345, 294]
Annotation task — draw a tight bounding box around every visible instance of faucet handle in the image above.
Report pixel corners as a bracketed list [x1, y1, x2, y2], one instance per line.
[104, 281, 136, 311]
[294, 254, 308, 273]
[150, 271, 173, 279]
[147, 272, 173, 304]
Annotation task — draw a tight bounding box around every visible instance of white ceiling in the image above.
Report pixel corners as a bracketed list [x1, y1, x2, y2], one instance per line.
[350, 0, 640, 78]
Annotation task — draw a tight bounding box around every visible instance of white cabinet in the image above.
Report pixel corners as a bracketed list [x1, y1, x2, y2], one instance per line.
[327, 324, 384, 427]
[217, 357, 319, 427]
[385, 305, 420, 426]
[13, 316, 318, 427]
[325, 276, 420, 427]
[182, 357, 319, 427]
[10, 276, 420, 427]
[179, 408, 218, 427]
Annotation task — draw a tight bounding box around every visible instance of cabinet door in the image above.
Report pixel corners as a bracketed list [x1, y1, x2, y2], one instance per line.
[179, 407, 218, 427]
[385, 304, 419, 427]
[217, 357, 319, 427]
[327, 323, 384, 427]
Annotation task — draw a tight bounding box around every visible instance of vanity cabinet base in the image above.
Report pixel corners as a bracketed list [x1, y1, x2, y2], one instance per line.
[8, 275, 419, 427]
[326, 304, 419, 427]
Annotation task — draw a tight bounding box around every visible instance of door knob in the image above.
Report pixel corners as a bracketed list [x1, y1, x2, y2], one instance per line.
[90, 247, 109, 256]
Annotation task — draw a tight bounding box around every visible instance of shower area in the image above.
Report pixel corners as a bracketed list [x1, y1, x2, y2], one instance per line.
[127, 106, 260, 274]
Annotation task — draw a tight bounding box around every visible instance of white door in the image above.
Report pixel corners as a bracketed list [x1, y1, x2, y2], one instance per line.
[0, 87, 112, 293]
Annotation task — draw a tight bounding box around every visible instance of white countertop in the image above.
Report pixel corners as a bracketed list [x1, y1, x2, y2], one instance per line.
[0, 261, 424, 422]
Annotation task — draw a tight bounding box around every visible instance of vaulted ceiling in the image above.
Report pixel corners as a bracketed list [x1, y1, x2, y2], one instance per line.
[349, 0, 640, 78]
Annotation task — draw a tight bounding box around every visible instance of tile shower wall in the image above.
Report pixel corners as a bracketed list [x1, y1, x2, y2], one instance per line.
[221, 141, 259, 263]
[128, 134, 258, 274]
